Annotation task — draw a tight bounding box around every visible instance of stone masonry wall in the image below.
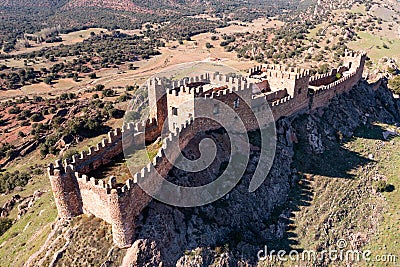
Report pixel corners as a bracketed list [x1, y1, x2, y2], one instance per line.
[309, 66, 347, 87]
[48, 51, 366, 248]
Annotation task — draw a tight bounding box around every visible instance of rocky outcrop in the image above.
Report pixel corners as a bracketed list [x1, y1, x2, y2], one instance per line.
[0, 190, 44, 220]
[17, 190, 44, 219]
[0, 194, 21, 218]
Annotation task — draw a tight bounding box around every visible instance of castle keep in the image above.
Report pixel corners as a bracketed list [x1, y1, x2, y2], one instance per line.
[48, 50, 366, 248]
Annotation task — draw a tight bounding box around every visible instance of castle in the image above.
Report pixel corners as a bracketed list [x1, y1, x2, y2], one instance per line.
[48, 50, 366, 248]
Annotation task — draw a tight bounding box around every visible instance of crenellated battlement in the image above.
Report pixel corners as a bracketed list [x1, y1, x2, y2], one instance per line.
[309, 65, 348, 84]
[167, 73, 252, 98]
[344, 49, 366, 58]
[133, 117, 194, 185]
[48, 50, 367, 249]
[313, 67, 360, 95]
[249, 64, 310, 80]
[168, 85, 205, 96]
[271, 95, 295, 107]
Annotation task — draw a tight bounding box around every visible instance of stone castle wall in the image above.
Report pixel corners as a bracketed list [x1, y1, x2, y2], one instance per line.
[311, 60, 365, 110]
[48, 120, 161, 247]
[48, 50, 366, 248]
[309, 66, 348, 87]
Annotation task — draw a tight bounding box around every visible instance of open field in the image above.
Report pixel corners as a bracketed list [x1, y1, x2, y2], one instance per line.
[216, 18, 284, 35]
[348, 31, 400, 62]
[9, 28, 110, 56]
[371, 4, 397, 21]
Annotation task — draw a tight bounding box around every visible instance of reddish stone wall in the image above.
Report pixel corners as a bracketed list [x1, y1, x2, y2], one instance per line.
[311, 63, 364, 110]
[309, 66, 347, 87]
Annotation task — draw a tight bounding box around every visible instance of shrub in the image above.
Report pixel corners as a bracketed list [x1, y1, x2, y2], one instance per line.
[20, 120, 30, 127]
[89, 73, 97, 79]
[375, 180, 387, 192]
[102, 89, 115, 97]
[389, 75, 400, 95]
[8, 106, 21, 114]
[0, 143, 15, 159]
[30, 113, 44, 122]
[108, 108, 124, 119]
[0, 218, 13, 236]
[117, 94, 130, 102]
[60, 93, 76, 100]
[317, 63, 329, 74]
[44, 77, 53, 84]
[125, 85, 136, 91]
[95, 84, 105, 91]
[0, 171, 31, 193]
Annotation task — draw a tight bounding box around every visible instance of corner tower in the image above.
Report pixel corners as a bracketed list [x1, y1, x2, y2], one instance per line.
[343, 50, 367, 77]
[147, 78, 168, 134]
[48, 160, 83, 218]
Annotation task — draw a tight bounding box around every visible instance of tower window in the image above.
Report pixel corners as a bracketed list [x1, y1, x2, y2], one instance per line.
[213, 104, 219, 115]
[234, 98, 240, 109]
[172, 107, 178, 116]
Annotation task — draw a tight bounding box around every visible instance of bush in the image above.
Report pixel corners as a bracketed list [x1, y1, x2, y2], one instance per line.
[0, 143, 15, 159]
[30, 113, 44, 122]
[8, 106, 21, 114]
[20, 120, 30, 127]
[0, 218, 13, 236]
[89, 73, 97, 79]
[44, 77, 53, 84]
[317, 63, 329, 74]
[117, 94, 130, 102]
[0, 171, 31, 193]
[388, 75, 400, 95]
[102, 89, 115, 97]
[375, 180, 387, 192]
[125, 85, 139, 92]
[60, 93, 76, 100]
[108, 108, 124, 119]
[95, 84, 105, 91]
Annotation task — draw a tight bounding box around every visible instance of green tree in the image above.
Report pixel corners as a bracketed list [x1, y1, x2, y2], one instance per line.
[0, 218, 13, 236]
[89, 73, 97, 79]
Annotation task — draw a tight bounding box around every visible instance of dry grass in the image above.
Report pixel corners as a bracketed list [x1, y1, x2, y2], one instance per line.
[271, 123, 400, 266]
[9, 28, 109, 56]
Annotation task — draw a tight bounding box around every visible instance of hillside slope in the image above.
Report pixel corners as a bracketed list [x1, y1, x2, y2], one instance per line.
[0, 0, 67, 8]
